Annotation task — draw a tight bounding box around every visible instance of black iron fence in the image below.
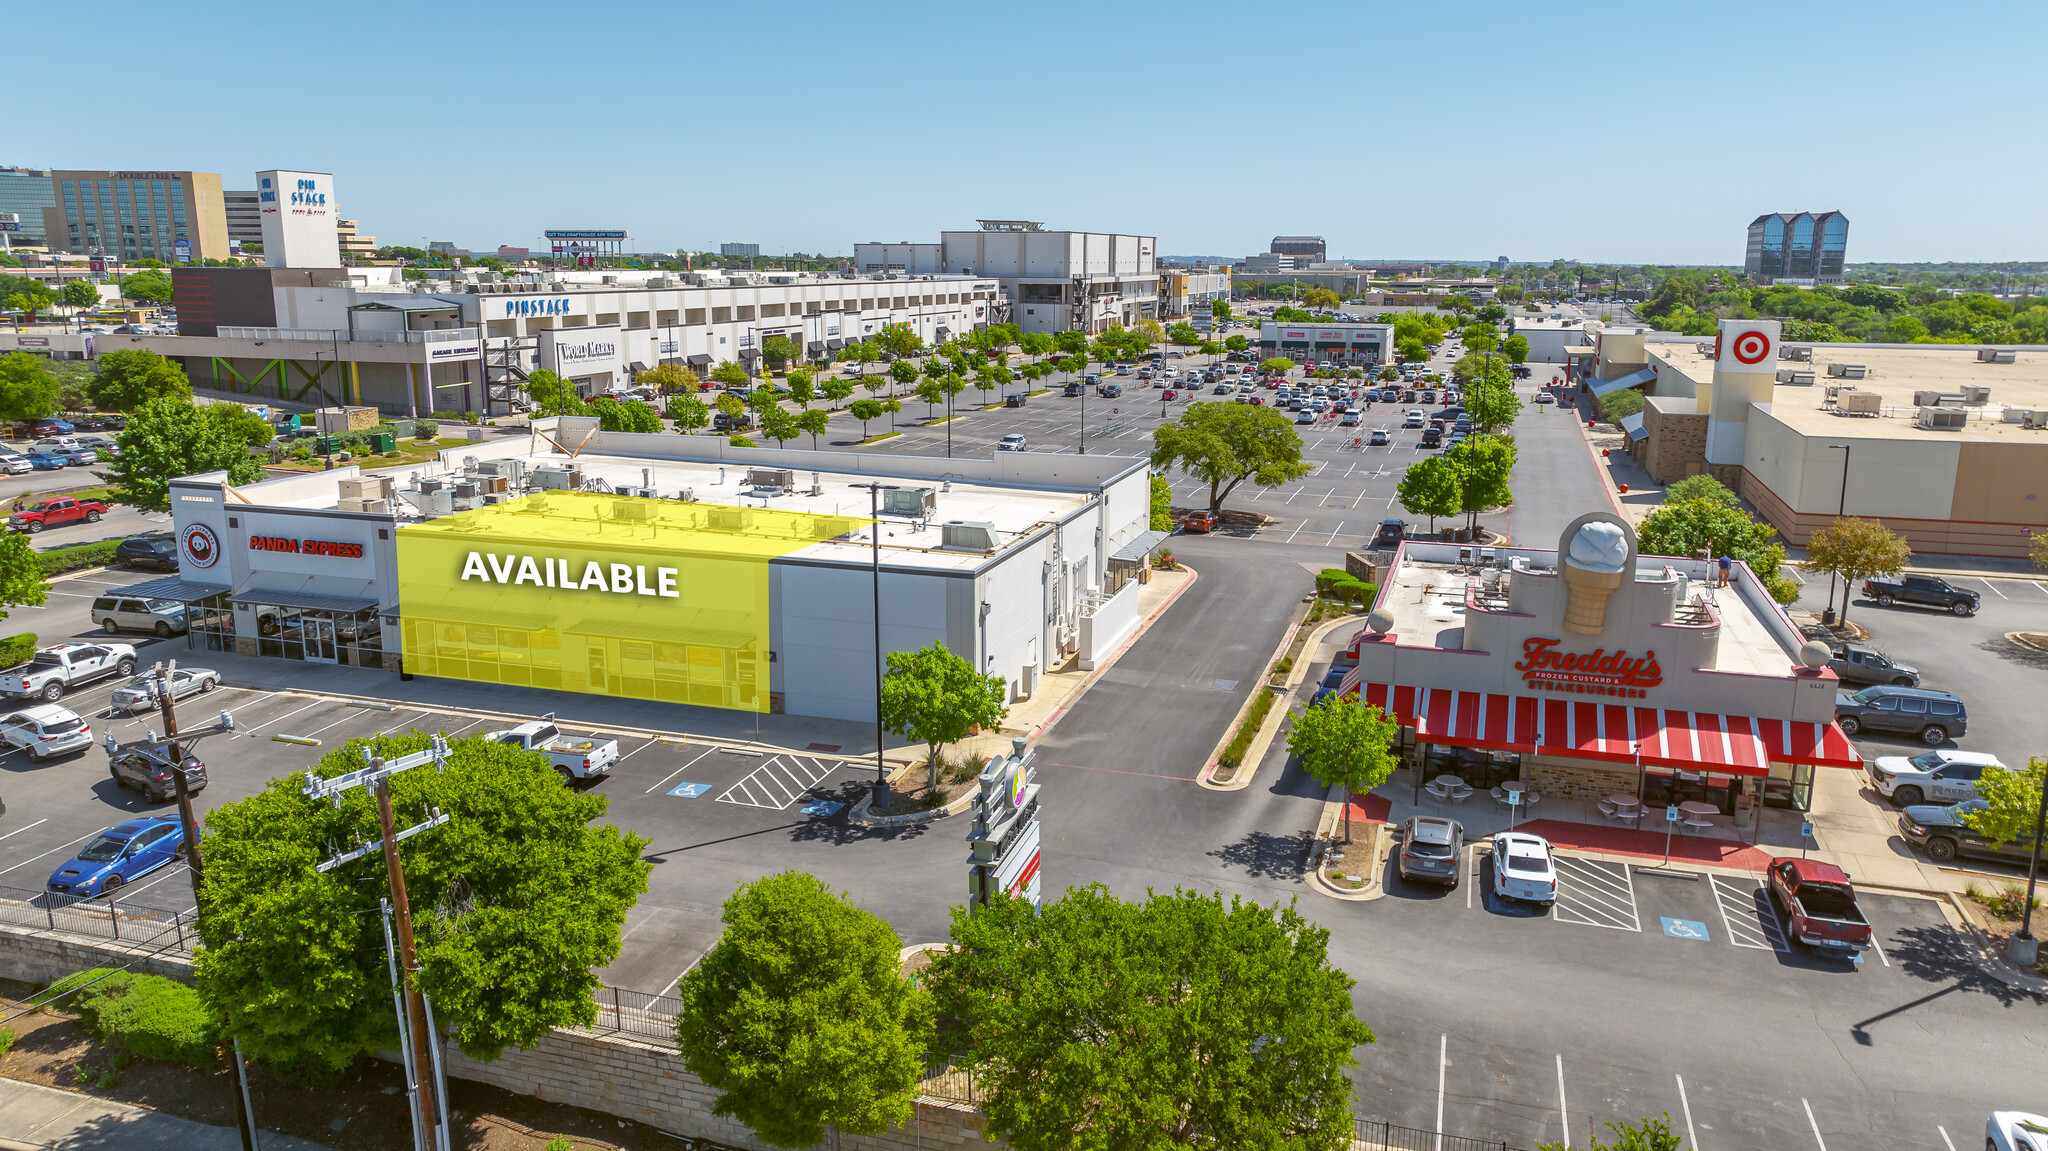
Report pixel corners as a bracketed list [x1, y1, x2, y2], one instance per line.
[1353, 1117, 1531, 1151]
[585, 984, 684, 1049]
[0, 882, 199, 951]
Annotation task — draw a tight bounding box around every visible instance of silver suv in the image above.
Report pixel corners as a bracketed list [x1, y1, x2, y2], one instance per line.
[91, 596, 189, 638]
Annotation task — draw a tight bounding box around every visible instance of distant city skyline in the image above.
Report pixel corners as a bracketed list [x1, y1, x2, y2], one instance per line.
[8, 0, 2044, 265]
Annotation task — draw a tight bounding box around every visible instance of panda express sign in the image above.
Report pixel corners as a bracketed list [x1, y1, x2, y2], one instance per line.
[1514, 637, 1663, 699]
[250, 535, 366, 559]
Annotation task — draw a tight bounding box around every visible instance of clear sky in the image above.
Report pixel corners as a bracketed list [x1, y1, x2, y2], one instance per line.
[12, 0, 2045, 264]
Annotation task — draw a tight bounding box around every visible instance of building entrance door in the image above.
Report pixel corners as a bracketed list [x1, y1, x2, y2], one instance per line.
[305, 617, 338, 664]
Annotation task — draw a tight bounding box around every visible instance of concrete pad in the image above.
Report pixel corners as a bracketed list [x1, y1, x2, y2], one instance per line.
[0, 1076, 334, 1151]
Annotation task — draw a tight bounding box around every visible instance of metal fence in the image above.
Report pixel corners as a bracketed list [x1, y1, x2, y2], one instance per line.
[1352, 1117, 1529, 1151]
[584, 984, 684, 1049]
[0, 883, 198, 951]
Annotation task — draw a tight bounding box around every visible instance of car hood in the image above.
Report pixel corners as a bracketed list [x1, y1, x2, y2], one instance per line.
[49, 860, 113, 885]
[1900, 802, 1965, 828]
[1871, 756, 1929, 778]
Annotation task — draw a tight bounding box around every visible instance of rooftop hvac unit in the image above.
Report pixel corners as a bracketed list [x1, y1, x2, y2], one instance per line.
[474, 458, 524, 487]
[1917, 406, 1968, 431]
[941, 521, 998, 551]
[1977, 348, 2018, 364]
[338, 476, 395, 503]
[745, 467, 795, 492]
[2025, 412, 2048, 430]
[1825, 363, 1867, 379]
[482, 493, 509, 505]
[708, 506, 753, 531]
[1776, 369, 1815, 385]
[613, 500, 655, 521]
[1839, 390, 1883, 416]
[1960, 385, 1991, 405]
[426, 487, 456, 516]
[529, 465, 576, 490]
[1782, 345, 1813, 361]
[336, 497, 392, 514]
[880, 485, 937, 517]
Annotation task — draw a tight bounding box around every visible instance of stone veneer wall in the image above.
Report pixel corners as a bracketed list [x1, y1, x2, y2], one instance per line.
[0, 922, 1000, 1151]
[1525, 755, 1634, 802]
[1637, 404, 1709, 484]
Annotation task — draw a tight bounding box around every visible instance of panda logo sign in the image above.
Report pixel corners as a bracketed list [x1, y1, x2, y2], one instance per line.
[1729, 329, 1771, 365]
[181, 523, 221, 569]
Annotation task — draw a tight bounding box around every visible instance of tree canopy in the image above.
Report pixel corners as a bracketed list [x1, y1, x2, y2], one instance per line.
[0, 352, 62, 422]
[1801, 517, 1910, 624]
[193, 733, 650, 1083]
[636, 362, 700, 392]
[668, 391, 710, 432]
[932, 886, 1373, 1151]
[1288, 696, 1401, 841]
[59, 280, 100, 309]
[878, 640, 1009, 788]
[1960, 756, 2048, 848]
[1397, 456, 1461, 534]
[1444, 433, 1516, 536]
[88, 349, 193, 411]
[1637, 497, 1798, 602]
[102, 397, 267, 512]
[677, 871, 932, 1149]
[710, 360, 751, 388]
[586, 396, 663, 433]
[0, 533, 50, 623]
[119, 269, 174, 303]
[1150, 401, 1314, 516]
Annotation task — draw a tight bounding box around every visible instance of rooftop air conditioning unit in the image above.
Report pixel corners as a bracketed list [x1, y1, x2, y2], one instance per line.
[1839, 390, 1883, 415]
[2025, 411, 2048, 430]
[745, 467, 795, 492]
[1783, 345, 1813, 361]
[941, 520, 998, 551]
[1978, 348, 2018, 363]
[708, 507, 753, 531]
[529, 465, 575, 490]
[880, 485, 937, 517]
[1825, 363, 1867, 379]
[1776, 369, 1815, 385]
[1911, 390, 1956, 408]
[613, 500, 654, 521]
[1918, 406, 1968, 430]
[1960, 385, 1991, 405]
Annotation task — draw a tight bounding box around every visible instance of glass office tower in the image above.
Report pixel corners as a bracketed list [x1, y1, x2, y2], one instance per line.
[1744, 212, 1848, 283]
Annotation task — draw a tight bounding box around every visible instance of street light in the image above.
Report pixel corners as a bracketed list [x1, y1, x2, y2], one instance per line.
[852, 483, 889, 811]
[1822, 443, 1850, 625]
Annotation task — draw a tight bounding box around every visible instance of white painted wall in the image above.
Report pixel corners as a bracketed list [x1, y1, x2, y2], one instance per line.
[1079, 578, 1140, 670]
[1744, 410, 1961, 520]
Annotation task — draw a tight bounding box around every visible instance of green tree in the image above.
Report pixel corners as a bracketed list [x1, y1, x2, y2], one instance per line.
[713, 392, 747, 427]
[0, 352, 62, 422]
[59, 280, 100, 310]
[636, 362, 699, 393]
[1461, 323, 1499, 353]
[758, 403, 799, 447]
[101, 397, 264, 512]
[1225, 334, 1249, 353]
[118, 270, 173, 303]
[849, 398, 882, 437]
[1150, 402, 1314, 516]
[1800, 517, 1910, 625]
[1663, 474, 1738, 507]
[1961, 756, 2048, 848]
[194, 733, 651, 1083]
[932, 886, 1373, 1151]
[1167, 321, 1200, 347]
[522, 369, 586, 416]
[1462, 363, 1522, 433]
[1636, 497, 1798, 603]
[873, 323, 924, 359]
[1258, 357, 1296, 375]
[784, 369, 816, 409]
[1502, 334, 1530, 363]
[819, 375, 856, 409]
[889, 358, 918, 394]
[1303, 286, 1341, 310]
[1537, 1115, 1684, 1151]
[587, 397, 662, 433]
[1288, 695, 1401, 842]
[676, 871, 932, 1150]
[878, 640, 1008, 789]
[744, 384, 781, 414]
[914, 376, 945, 420]
[844, 340, 879, 381]
[709, 360, 750, 389]
[1445, 434, 1516, 536]
[206, 401, 277, 448]
[1212, 298, 1233, 320]
[796, 406, 830, 450]
[5, 282, 57, 321]
[0, 533, 51, 622]
[760, 334, 799, 367]
[1397, 335, 1428, 361]
[1150, 473, 1173, 531]
[668, 391, 710, 433]
[1397, 455, 1461, 535]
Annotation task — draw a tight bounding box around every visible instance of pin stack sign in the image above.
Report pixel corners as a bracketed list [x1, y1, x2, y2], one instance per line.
[966, 737, 1042, 908]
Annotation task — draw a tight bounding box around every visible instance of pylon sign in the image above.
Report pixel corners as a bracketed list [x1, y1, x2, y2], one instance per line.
[967, 737, 1041, 908]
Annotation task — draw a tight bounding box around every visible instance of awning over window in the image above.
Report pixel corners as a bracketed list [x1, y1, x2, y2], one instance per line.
[737, 348, 759, 362]
[807, 340, 825, 353]
[686, 354, 712, 368]
[1589, 367, 1656, 397]
[1619, 412, 1646, 440]
[1109, 529, 1171, 564]
[108, 577, 230, 603]
[826, 338, 844, 350]
[628, 361, 648, 374]
[232, 588, 381, 615]
[1341, 680, 1861, 772]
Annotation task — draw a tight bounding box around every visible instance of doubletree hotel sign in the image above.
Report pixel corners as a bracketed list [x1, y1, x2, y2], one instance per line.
[1514, 638, 1663, 700]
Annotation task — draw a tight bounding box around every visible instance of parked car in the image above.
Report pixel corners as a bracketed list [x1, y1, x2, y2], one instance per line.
[1372, 519, 1407, 548]
[1986, 1112, 2048, 1151]
[4, 642, 138, 701]
[1900, 798, 2036, 864]
[1835, 685, 1967, 745]
[1182, 511, 1217, 533]
[23, 450, 70, 471]
[1419, 426, 1443, 448]
[107, 739, 209, 803]
[1766, 857, 1872, 958]
[45, 816, 188, 898]
[1340, 408, 1362, 426]
[1404, 410, 1426, 428]
[996, 433, 1027, 452]
[1368, 427, 1390, 446]
[1535, 392, 1557, 405]
[1398, 816, 1464, 888]
[7, 497, 107, 534]
[0, 450, 28, 475]
[1489, 831, 1556, 905]
[0, 703, 93, 761]
[1063, 382, 1085, 397]
[14, 417, 75, 437]
[1866, 749, 2004, 806]
[91, 595, 189, 637]
[484, 719, 621, 783]
[1861, 575, 1979, 617]
[1295, 409, 1316, 424]
[108, 667, 220, 713]
[114, 534, 180, 571]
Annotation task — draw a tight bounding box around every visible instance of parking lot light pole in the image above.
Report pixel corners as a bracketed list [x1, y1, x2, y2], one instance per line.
[856, 483, 889, 811]
[1823, 443, 1850, 625]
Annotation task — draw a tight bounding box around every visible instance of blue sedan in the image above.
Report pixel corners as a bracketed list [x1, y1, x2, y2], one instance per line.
[59, 448, 100, 466]
[46, 816, 188, 898]
[24, 450, 69, 471]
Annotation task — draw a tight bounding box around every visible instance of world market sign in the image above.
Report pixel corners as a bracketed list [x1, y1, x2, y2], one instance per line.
[1514, 637, 1662, 699]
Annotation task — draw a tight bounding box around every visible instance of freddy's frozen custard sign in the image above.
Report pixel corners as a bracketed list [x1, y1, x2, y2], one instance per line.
[1515, 639, 1662, 699]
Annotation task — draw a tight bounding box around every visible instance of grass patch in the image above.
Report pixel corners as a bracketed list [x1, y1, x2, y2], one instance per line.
[1218, 687, 1279, 768]
[859, 431, 902, 444]
[266, 435, 475, 472]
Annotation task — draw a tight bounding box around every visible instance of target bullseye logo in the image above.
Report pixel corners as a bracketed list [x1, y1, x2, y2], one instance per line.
[181, 523, 220, 568]
[1730, 330, 1771, 365]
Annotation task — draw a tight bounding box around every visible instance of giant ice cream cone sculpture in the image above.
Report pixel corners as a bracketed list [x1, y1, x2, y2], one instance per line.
[1562, 521, 1629, 634]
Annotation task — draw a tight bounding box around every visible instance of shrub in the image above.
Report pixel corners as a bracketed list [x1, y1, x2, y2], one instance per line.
[1273, 656, 1294, 675]
[38, 540, 120, 577]
[429, 410, 462, 421]
[0, 632, 37, 668]
[414, 419, 438, 439]
[1597, 388, 1645, 421]
[1218, 688, 1278, 768]
[290, 441, 314, 462]
[0, 1026, 14, 1057]
[44, 968, 221, 1066]
[728, 435, 756, 447]
[1968, 882, 2043, 920]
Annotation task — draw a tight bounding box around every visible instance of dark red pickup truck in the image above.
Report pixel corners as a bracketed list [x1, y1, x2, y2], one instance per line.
[1766, 858, 1873, 959]
[8, 498, 108, 534]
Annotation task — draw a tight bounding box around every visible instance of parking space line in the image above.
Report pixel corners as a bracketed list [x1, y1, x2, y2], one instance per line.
[1676, 1075, 1699, 1150]
[1552, 857, 1640, 931]
[0, 818, 50, 846]
[302, 706, 387, 739]
[645, 745, 721, 793]
[1434, 1034, 1447, 1151]
[377, 710, 434, 736]
[1555, 1054, 1570, 1149]
[442, 716, 489, 738]
[0, 830, 103, 877]
[1978, 577, 2007, 599]
[1868, 930, 1889, 967]
[1937, 1125, 1955, 1151]
[234, 697, 324, 736]
[615, 738, 660, 764]
[1709, 874, 1789, 952]
[1802, 1098, 1827, 1151]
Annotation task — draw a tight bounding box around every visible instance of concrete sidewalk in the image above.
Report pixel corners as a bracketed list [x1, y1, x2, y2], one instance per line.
[0, 1076, 333, 1151]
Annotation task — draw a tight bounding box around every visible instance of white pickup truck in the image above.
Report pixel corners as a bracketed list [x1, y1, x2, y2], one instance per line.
[484, 718, 620, 783]
[5, 642, 139, 701]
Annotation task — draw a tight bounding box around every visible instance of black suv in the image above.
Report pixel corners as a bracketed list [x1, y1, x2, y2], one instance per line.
[1397, 816, 1464, 888]
[115, 534, 179, 571]
[1835, 685, 1967, 746]
[1898, 799, 2035, 864]
[1372, 519, 1407, 549]
[108, 740, 209, 804]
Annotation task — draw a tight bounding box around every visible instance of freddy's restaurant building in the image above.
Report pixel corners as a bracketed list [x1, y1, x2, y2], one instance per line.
[1337, 513, 1860, 821]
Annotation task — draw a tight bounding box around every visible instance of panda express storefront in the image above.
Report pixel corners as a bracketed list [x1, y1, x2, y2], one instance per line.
[1338, 513, 1862, 830]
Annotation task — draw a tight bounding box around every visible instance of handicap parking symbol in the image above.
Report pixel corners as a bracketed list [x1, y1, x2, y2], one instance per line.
[1660, 917, 1711, 942]
[667, 782, 711, 799]
[798, 800, 845, 818]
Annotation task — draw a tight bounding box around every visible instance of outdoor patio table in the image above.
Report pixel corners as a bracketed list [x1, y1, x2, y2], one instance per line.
[1607, 794, 1641, 809]
[1678, 801, 1718, 816]
[1501, 780, 1528, 795]
[1434, 775, 1467, 790]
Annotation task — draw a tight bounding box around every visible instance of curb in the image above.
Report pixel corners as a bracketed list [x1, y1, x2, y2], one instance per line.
[1303, 786, 1386, 902]
[1199, 608, 1368, 792]
[1942, 890, 2048, 995]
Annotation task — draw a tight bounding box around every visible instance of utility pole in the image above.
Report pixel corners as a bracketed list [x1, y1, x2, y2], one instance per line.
[153, 662, 259, 1151]
[305, 740, 454, 1151]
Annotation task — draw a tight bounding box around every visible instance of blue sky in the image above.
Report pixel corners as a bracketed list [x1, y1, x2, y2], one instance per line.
[13, 0, 2045, 264]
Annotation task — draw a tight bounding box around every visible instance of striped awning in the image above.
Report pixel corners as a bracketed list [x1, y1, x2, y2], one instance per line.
[1335, 674, 1861, 773]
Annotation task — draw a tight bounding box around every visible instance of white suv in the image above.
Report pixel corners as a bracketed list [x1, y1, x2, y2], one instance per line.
[1868, 749, 2005, 807]
[997, 434, 1027, 452]
[0, 704, 93, 762]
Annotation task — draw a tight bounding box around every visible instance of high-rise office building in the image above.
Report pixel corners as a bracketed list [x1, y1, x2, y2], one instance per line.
[1744, 212, 1848, 284]
[0, 168, 57, 247]
[1270, 235, 1327, 263]
[224, 189, 264, 248]
[41, 170, 230, 262]
[720, 242, 761, 258]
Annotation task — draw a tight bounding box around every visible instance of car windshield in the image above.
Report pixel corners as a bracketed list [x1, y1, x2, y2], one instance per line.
[43, 717, 84, 734]
[1851, 688, 1883, 704]
[28, 502, 53, 513]
[76, 834, 129, 862]
[1906, 752, 1947, 771]
[147, 600, 181, 613]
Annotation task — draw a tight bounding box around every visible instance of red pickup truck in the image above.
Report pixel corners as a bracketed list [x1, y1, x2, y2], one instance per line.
[1766, 858, 1873, 959]
[8, 498, 108, 535]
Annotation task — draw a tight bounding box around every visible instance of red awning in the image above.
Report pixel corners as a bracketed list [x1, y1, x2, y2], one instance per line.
[1342, 681, 1861, 772]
